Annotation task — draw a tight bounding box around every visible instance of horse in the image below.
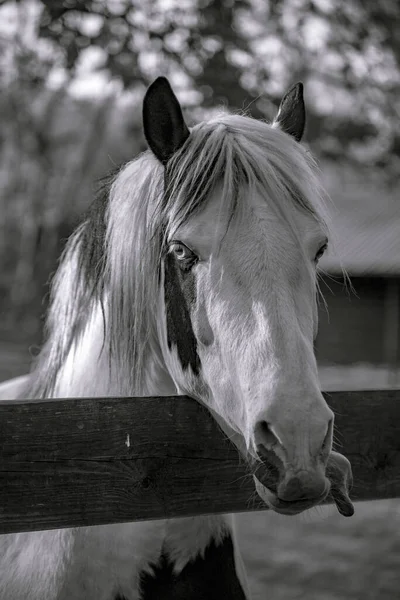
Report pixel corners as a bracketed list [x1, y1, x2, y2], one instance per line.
[0, 76, 354, 600]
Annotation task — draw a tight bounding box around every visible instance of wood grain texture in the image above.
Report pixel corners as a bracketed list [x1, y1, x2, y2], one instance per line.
[0, 391, 399, 534]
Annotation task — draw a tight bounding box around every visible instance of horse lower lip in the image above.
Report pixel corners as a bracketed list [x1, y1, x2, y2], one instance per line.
[267, 490, 328, 514]
[254, 476, 330, 515]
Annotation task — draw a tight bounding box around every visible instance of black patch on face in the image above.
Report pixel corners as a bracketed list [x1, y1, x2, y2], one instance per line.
[138, 534, 247, 600]
[164, 251, 201, 375]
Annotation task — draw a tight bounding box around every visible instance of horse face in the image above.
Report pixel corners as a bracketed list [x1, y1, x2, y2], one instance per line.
[161, 183, 336, 514]
[144, 77, 353, 517]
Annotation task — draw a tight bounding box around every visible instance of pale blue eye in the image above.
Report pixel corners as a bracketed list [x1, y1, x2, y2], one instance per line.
[170, 242, 196, 262]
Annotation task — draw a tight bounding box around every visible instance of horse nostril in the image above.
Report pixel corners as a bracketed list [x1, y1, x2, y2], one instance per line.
[254, 421, 284, 492]
[254, 420, 281, 451]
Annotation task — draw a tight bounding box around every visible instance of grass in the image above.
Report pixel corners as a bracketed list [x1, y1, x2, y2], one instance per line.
[1, 342, 399, 599]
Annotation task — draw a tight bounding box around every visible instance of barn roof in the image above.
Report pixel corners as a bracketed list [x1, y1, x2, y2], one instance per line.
[318, 164, 400, 277]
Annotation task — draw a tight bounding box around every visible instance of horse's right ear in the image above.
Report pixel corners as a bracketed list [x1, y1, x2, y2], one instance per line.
[143, 77, 190, 165]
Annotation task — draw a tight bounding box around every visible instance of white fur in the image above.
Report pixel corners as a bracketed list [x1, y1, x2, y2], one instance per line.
[0, 375, 29, 400]
[0, 529, 73, 600]
[0, 308, 236, 599]
[1, 108, 336, 599]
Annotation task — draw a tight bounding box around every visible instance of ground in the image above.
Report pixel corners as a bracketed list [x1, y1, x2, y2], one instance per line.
[236, 500, 400, 600]
[1, 342, 399, 599]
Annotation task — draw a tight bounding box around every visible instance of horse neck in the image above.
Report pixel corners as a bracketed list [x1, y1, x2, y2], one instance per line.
[43, 304, 246, 591]
[52, 301, 177, 399]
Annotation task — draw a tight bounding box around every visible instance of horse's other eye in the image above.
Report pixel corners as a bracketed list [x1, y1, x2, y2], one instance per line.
[315, 242, 328, 263]
[169, 242, 197, 265]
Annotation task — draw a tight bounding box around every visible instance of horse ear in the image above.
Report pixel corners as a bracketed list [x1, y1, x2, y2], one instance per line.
[143, 77, 190, 165]
[273, 82, 305, 142]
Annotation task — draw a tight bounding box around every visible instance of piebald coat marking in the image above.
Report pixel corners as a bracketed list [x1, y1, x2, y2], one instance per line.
[0, 77, 353, 599]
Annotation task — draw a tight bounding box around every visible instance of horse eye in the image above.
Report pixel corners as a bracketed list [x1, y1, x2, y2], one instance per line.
[315, 243, 328, 262]
[169, 242, 197, 263]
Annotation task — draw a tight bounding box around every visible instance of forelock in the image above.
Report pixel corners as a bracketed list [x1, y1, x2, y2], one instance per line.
[159, 113, 330, 246]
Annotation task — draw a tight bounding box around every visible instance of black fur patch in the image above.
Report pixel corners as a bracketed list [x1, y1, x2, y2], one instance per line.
[163, 251, 201, 375]
[139, 534, 247, 600]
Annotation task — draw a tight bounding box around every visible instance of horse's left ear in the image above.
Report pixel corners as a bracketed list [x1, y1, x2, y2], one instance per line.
[272, 82, 305, 142]
[143, 77, 190, 165]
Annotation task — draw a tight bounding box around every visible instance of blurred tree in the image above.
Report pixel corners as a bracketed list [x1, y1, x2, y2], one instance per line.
[0, 0, 124, 333]
[33, 0, 400, 175]
[1, 0, 400, 337]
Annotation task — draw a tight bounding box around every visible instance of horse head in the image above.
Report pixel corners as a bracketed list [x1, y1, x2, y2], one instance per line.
[141, 76, 354, 517]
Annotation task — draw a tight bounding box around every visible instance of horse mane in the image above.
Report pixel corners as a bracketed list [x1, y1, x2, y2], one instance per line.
[26, 112, 331, 399]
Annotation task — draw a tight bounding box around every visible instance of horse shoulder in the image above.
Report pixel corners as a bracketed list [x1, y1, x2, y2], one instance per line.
[138, 515, 251, 600]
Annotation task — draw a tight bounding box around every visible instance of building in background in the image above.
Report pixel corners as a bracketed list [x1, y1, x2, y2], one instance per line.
[317, 168, 400, 388]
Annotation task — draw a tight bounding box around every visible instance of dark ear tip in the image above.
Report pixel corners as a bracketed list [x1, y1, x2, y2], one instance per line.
[285, 81, 304, 100]
[146, 76, 172, 96]
[296, 82, 304, 97]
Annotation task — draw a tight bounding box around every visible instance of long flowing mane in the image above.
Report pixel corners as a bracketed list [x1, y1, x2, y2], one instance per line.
[26, 113, 330, 400]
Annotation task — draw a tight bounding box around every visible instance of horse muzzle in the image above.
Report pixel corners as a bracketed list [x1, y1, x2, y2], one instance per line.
[252, 450, 354, 517]
[253, 475, 330, 515]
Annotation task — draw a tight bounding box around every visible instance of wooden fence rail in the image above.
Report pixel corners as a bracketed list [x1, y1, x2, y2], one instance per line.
[0, 390, 399, 535]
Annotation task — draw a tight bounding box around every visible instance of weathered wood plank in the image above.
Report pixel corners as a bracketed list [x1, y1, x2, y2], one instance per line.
[0, 391, 399, 534]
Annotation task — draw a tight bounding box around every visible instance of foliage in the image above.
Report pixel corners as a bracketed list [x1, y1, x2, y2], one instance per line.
[34, 0, 400, 173]
[1, 0, 400, 332]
